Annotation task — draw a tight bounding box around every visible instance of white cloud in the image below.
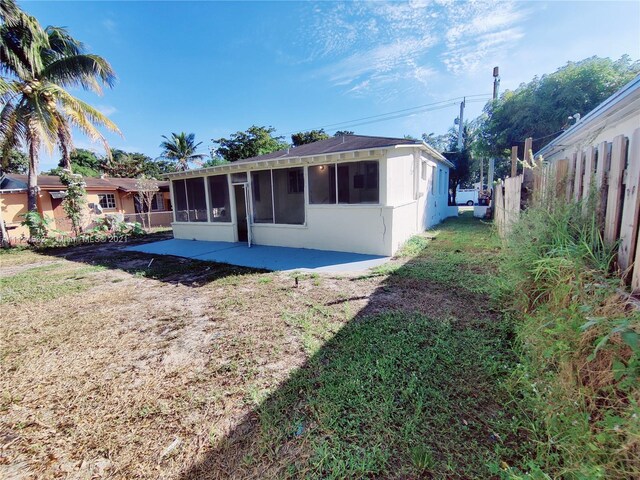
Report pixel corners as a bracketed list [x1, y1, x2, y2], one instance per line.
[96, 105, 117, 116]
[102, 19, 117, 34]
[305, 1, 532, 97]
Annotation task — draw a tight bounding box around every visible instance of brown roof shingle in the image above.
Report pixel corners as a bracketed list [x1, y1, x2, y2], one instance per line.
[233, 134, 421, 165]
[1, 174, 169, 192]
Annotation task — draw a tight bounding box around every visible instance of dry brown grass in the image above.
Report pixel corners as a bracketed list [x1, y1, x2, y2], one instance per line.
[0, 216, 507, 480]
[0, 243, 415, 479]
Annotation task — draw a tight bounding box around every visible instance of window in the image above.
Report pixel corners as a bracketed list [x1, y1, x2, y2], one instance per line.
[309, 161, 379, 204]
[421, 161, 427, 181]
[208, 174, 231, 222]
[430, 166, 436, 195]
[251, 170, 273, 223]
[337, 161, 379, 204]
[134, 193, 163, 213]
[172, 178, 207, 222]
[98, 193, 116, 209]
[250, 168, 305, 225]
[152, 193, 165, 211]
[288, 169, 304, 193]
[308, 164, 336, 204]
[274, 167, 304, 224]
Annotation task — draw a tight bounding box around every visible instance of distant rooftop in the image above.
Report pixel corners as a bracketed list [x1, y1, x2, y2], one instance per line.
[0, 174, 169, 192]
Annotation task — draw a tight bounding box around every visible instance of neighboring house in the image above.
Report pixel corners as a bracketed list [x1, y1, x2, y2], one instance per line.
[0, 174, 172, 239]
[537, 75, 640, 162]
[166, 135, 457, 256]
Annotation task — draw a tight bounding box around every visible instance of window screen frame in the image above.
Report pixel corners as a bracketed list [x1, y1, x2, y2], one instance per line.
[98, 193, 116, 210]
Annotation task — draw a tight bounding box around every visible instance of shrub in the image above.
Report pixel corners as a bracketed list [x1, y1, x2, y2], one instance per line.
[20, 211, 51, 240]
[499, 198, 639, 478]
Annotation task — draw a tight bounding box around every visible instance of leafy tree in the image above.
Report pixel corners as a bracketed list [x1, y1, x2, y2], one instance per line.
[477, 55, 640, 158]
[135, 176, 159, 231]
[0, 148, 28, 174]
[212, 125, 289, 162]
[333, 130, 355, 136]
[143, 158, 177, 177]
[202, 157, 229, 168]
[444, 124, 474, 205]
[102, 149, 147, 178]
[0, 1, 120, 216]
[159, 132, 205, 171]
[421, 132, 449, 153]
[291, 129, 329, 146]
[57, 148, 101, 177]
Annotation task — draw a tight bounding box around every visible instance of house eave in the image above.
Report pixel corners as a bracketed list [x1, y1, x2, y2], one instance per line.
[164, 147, 389, 179]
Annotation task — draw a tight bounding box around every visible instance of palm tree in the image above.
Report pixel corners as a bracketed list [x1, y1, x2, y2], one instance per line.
[159, 132, 206, 171]
[0, 0, 120, 213]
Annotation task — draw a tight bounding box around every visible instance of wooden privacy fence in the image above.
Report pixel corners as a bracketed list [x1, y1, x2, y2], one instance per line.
[494, 127, 640, 289]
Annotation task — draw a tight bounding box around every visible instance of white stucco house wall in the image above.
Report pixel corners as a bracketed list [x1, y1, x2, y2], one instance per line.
[165, 135, 456, 256]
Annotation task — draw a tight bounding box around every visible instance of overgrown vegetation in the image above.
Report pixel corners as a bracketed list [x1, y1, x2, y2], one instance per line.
[498, 197, 639, 479]
[58, 170, 87, 235]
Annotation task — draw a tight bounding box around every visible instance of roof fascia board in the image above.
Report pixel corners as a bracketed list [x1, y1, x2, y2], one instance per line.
[165, 147, 388, 179]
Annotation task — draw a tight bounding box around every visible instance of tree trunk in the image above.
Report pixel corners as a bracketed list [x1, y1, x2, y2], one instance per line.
[0, 203, 10, 248]
[27, 142, 39, 212]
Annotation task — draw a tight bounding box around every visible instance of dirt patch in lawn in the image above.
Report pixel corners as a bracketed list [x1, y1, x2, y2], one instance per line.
[0, 215, 530, 479]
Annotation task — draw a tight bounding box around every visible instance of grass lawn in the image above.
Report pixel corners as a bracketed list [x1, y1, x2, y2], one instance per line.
[0, 213, 532, 479]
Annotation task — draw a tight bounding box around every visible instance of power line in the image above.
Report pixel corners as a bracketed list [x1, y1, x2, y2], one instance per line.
[280, 93, 492, 135]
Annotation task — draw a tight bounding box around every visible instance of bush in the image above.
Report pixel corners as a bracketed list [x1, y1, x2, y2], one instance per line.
[499, 199, 639, 478]
[20, 211, 51, 240]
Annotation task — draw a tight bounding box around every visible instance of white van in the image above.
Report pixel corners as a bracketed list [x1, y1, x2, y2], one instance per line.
[455, 188, 478, 206]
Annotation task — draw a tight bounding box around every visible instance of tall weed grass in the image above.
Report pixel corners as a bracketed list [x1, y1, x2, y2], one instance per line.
[499, 192, 639, 479]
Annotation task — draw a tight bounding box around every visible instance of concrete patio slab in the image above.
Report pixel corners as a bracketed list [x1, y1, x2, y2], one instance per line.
[125, 239, 390, 273]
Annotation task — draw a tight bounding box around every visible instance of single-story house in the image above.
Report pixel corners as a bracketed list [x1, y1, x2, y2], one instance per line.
[165, 135, 457, 256]
[0, 174, 172, 239]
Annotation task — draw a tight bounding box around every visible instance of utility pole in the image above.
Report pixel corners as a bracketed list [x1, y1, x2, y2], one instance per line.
[488, 66, 499, 199]
[457, 97, 465, 150]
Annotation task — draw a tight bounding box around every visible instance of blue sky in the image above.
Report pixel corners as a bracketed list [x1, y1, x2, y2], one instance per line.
[21, 0, 640, 171]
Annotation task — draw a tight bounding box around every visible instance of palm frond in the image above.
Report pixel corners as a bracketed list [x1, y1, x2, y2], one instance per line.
[0, 11, 47, 78]
[44, 26, 84, 57]
[41, 54, 115, 93]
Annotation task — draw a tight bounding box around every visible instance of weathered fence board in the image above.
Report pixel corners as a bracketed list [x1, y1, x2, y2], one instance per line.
[511, 146, 518, 177]
[494, 181, 505, 237]
[566, 152, 576, 202]
[573, 150, 584, 202]
[555, 159, 569, 199]
[499, 127, 640, 290]
[504, 175, 522, 235]
[604, 135, 628, 245]
[582, 146, 596, 211]
[619, 128, 640, 273]
[595, 141, 610, 219]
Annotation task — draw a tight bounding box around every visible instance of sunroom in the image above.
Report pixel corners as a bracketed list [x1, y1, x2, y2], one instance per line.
[166, 135, 454, 256]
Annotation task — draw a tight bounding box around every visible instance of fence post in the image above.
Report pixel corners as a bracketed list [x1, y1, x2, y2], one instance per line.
[617, 128, 640, 275]
[596, 141, 611, 221]
[573, 149, 584, 202]
[511, 146, 518, 177]
[604, 135, 628, 245]
[566, 152, 576, 202]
